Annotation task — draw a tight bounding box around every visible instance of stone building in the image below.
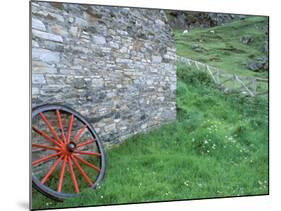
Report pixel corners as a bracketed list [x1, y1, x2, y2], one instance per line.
[31, 1, 176, 147]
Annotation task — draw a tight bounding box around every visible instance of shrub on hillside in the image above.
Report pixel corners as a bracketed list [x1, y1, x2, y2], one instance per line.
[177, 63, 213, 86]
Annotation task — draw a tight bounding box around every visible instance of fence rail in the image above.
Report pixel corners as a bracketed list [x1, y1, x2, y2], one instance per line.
[177, 56, 268, 97]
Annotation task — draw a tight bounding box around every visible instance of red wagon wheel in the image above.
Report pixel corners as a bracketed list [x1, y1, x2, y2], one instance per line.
[31, 104, 106, 201]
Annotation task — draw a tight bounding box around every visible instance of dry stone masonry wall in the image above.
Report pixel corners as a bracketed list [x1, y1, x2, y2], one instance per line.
[31, 2, 176, 147]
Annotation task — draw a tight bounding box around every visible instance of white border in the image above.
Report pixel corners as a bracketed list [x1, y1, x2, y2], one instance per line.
[0, 0, 280, 210]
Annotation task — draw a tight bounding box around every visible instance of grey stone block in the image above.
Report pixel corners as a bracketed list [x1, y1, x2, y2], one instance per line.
[152, 55, 162, 63]
[92, 35, 106, 45]
[32, 74, 46, 84]
[32, 18, 46, 31]
[33, 30, 63, 42]
[32, 48, 60, 63]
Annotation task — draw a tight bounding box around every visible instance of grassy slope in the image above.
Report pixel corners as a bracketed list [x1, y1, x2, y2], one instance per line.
[32, 17, 269, 209]
[175, 16, 268, 78]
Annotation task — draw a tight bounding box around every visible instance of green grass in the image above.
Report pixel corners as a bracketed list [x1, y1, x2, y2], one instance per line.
[174, 16, 268, 78]
[32, 16, 268, 210]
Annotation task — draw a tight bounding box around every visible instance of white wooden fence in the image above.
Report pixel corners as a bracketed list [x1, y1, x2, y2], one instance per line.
[177, 56, 268, 97]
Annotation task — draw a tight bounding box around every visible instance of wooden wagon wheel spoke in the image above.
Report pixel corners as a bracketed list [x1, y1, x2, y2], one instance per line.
[32, 104, 105, 201]
[32, 143, 61, 151]
[39, 112, 64, 144]
[32, 152, 62, 166]
[57, 156, 68, 192]
[32, 126, 62, 147]
[73, 124, 87, 142]
[66, 114, 74, 144]
[74, 150, 101, 157]
[73, 154, 101, 173]
[67, 157, 79, 193]
[41, 155, 64, 184]
[76, 139, 95, 148]
[56, 110, 67, 143]
[71, 155, 93, 186]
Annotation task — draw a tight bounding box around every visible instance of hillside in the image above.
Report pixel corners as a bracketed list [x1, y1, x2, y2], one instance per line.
[174, 16, 268, 78]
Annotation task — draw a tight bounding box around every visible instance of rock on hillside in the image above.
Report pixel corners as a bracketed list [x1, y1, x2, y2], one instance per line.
[166, 11, 245, 29]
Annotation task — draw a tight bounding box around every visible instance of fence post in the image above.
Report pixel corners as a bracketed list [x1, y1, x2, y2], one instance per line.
[195, 61, 199, 70]
[252, 78, 257, 96]
[206, 66, 217, 84]
[235, 75, 254, 97]
[215, 70, 220, 84]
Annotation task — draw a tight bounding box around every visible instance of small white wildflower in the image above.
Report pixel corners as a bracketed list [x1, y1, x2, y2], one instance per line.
[101, 195, 104, 199]
[184, 181, 189, 186]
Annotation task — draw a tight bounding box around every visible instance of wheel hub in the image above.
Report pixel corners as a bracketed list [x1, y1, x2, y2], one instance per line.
[66, 141, 76, 152]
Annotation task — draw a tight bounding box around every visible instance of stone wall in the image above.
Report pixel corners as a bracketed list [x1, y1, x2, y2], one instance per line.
[31, 1, 176, 147]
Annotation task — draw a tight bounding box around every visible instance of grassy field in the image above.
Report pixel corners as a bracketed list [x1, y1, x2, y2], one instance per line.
[174, 16, 268, 78]
[32, 16, 269, 210]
